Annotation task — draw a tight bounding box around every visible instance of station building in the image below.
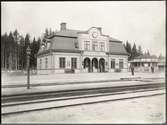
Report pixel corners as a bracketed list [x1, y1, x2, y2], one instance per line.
[37, 23, 129, 74]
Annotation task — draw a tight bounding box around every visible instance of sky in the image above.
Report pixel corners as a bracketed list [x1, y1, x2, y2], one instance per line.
[1, 1, 166, 56]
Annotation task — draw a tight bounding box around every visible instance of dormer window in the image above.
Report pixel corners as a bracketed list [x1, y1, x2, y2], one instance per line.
[46, 42, 51, 49]
[41, 44, 45, 50]
[74, 41, 79, 48]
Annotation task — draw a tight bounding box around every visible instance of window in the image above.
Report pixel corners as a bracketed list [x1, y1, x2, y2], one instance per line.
[40, 59, 42, 69]
[119, 59, 124, 69]
[47, 42, 50, 49]
[41, 45, 45, 50]
[74, 41, 79, 48]
[148, 62, 150, 67]
[99, 42, 105, 51]
[84, 41, 90, 50]
[71, 58, 77, 69]
[92, 41, 98, 51]
[59, 57, 66, 68]
[111, 59, 115, 69]
[45, 58, 48, 69]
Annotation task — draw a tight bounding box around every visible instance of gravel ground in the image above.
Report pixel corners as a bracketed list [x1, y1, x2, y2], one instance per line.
[2, 94, 166, 124]
[2, 72, 165, 85]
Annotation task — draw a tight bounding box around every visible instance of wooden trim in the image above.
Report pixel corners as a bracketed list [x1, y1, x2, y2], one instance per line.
[48, 34, 77, 39]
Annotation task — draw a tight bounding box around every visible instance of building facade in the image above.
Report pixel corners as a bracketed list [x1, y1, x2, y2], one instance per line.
[37, 23, 129, 74]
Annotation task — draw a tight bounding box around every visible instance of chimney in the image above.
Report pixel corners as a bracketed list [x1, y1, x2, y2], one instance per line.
[97, 27, 102, 32]
[60, 22, 66, 31]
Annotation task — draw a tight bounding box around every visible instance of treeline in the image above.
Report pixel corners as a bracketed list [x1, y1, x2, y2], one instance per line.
[1, 29, 41, 71]
[123, 41, 150, 61]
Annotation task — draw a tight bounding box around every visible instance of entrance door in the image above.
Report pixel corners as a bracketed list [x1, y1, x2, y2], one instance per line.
[84, 58, 91, 72]
[99, 58, 105, 72]
[92, 58, 98, 72]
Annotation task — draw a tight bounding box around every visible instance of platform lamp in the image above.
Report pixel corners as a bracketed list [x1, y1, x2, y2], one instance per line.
[26, 45, 31, 89]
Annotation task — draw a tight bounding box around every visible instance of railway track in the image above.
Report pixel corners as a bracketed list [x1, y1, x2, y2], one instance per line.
[2, 82, 165, 103]
[2, 82, 165, 116]
[1, 83, 165, 103]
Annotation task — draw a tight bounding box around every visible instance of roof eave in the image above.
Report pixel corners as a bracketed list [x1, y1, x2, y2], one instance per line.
[106, 52, 129, 55]
[37, 49, 81, 56]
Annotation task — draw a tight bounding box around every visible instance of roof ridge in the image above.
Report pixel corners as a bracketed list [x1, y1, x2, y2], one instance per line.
[66, 28, 84, 32]
[109, 36, 122, 42]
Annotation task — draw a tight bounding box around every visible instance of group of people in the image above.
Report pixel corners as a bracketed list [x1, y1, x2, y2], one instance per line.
[130, 64, 155, 76]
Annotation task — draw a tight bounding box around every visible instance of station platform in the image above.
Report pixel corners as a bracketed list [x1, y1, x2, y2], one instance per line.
[2, 72, 165, 96]
[2, 72, 164, 85]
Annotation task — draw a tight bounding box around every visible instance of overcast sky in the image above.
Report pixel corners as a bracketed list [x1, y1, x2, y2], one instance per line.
[1, 1, 165, 56]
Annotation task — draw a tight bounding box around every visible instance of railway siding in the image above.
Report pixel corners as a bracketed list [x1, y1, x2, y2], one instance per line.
[2, 77, 165, 97]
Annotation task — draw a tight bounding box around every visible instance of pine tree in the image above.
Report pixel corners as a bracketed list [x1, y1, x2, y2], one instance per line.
[19, 36, 25, 70]
[3, 33, 9, 70]
[8, 32, 15, 70]
[131, 43, 138, 60]
[44, 28, 49, 38]
[36, 37, 41, 50]
[13, 29, 20, 70]
[1, 30, 42, 71]
[1, 34, 5, 69]
[49, 28, 52, 36]
[147, 50, 150, 56]
[137, 45, 143, 56]
[30, 37, 36, 69]
[125, 41, 132, 60]
[23, 34, 31, 69]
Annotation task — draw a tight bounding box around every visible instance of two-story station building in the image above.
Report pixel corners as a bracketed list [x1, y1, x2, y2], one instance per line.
[37, 22, 129, 74]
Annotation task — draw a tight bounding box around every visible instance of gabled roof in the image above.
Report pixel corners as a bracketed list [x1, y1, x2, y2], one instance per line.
[108, 41, 128, 55]
[49, 36, 79, 51]
[37, 35, 81, 56]
[158, 56, 165, 60]
[135, 54, 157, 59]
[38, 27, 128, 56]
[109, 37, 122, 42]
[53, 29, 83, 38]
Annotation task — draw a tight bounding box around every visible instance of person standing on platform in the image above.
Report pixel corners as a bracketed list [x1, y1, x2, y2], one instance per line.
[151, 65, 154, 73]
[130, 64, 135, 76]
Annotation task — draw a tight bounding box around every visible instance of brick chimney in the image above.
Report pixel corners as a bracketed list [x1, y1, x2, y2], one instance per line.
[60, 22, 66, 31]
[97, 27, 102, 32]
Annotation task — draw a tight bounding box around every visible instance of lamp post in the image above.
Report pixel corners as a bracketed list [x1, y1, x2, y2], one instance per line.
[26, 45, 31, 89]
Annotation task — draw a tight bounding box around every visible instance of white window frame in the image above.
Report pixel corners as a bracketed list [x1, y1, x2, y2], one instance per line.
[92, 41, 98, 51]
[59, 57, 66, 68]
[119, 59, 124, 69]
[84, 41, 90, 51]
[99, 42, 105, 51]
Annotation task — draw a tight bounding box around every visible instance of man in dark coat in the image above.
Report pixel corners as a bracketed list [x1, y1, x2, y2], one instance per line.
[151, 65, 154, 73]
[130, 64, 134, 76]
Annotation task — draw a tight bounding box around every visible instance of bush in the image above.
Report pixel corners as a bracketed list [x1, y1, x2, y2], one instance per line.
[114, 68, 121, 72]
[65, 69, 75, 73]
